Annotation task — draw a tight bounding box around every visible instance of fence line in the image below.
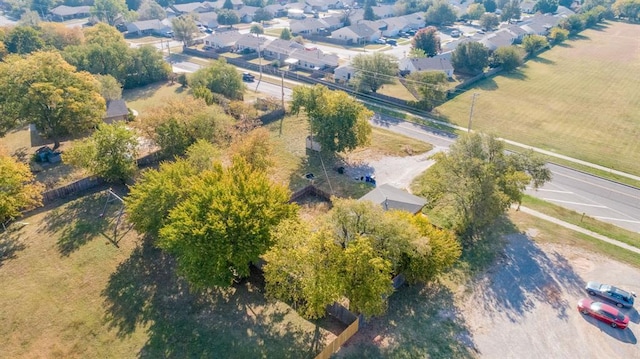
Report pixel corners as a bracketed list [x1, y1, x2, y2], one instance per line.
[289, 185, 332, 203]
[41, 176, 104, 204]
[314, 317, 360, 359]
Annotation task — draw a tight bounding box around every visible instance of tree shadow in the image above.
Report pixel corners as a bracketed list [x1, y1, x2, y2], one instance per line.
[475, 78, 498, 91]
[103, 239, 332, 358]
[579, 314, 638, 344]
[0, 232, 26, 267]
[474, 233, 585, 323]
[528, 57, 555, 65]
[338, 283, 478, 358]
[40, 192, 122, 256]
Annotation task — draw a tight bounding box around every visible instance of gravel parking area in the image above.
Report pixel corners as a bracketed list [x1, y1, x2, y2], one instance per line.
[461, 233, 639, 358]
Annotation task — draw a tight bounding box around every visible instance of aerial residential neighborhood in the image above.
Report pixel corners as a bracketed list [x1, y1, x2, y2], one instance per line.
[0, 0, 639, 358]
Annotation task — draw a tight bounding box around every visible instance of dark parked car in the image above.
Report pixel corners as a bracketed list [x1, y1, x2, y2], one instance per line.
[577, 298, 629, 329]
[585, 281, 635, 308]
[385, 39, 397, 46]
[242, 73, 255, 82]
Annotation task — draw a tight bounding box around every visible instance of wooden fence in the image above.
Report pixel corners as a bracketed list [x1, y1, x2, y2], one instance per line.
[41, 176, 104, 204]
[289, 185, 332, 203]
[315, 316, 360, 359]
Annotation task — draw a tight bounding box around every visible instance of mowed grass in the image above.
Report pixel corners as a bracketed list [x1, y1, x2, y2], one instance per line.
[0, 194, 336, 358]
[123, 82, 189, 114]
[435, 21, 640, 176]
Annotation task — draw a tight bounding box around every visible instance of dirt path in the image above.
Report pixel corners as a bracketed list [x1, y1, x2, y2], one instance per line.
[460, 234, 639, 358]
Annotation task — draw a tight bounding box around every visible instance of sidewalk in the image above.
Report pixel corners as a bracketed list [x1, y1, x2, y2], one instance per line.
[518, 206, 640, 255]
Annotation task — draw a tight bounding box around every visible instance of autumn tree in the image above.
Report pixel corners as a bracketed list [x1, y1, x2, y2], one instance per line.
[158, 157, 297, 288]
[0, 51, 105, 148]
[0, 150, 44, 224]
[412, 133, 551, 244]
[549, 27, 569, 44]
[451, 41, 489, 75]
[95, 74, 123, 101]
[189, 58, 245, 100]
[412, 26, 441, 57]
[39, 22, 84, 50]
[64, 122, 138, 183]
[523, 34, 549, 57]
[230, 127, 273, 172]
[92, 0, 128, 25]
[291, 85, 372, 153]
[172, 15, 198, 46]
[351, 52, 398, 93]
[19, 10, 41, 27]
[613, 0, 640, 21]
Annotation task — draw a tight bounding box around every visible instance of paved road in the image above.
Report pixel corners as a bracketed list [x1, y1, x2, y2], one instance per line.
[248, 79, 293, 100]
[370, 115, 640, 234]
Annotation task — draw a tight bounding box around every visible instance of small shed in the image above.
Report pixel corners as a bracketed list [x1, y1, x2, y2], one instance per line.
[359, 183, 426, 214]
[104, 100, 129, 124]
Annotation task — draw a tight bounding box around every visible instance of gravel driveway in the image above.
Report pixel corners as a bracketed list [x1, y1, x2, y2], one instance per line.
[461, 234, 639, 358]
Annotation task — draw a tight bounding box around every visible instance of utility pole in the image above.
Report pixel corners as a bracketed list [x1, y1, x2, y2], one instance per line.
[279, 70, 285, 136]
[467, 92, 479, 132]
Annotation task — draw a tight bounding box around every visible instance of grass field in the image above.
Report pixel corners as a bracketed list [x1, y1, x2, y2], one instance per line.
[0, 193, 337, 358]
[435, 21, 640, 176]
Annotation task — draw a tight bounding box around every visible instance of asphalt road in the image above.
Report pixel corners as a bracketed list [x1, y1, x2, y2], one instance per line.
[370, 115, 640, 234]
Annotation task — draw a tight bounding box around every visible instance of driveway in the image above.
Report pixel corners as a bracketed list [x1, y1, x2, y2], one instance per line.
[461, 234, 639, 358]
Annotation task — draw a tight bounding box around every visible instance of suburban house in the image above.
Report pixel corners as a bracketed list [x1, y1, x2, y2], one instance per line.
[197, 12, 219, 29]
[333, 64, 356, 82]
[319, 15, 344, 31]
[49, 5, 90, 21]
[264, 4, 288, 18]
[479, 30, 518, 51]
[290, 18, 335, 35]
[168, 1, 217, 16]
[287, 8, 306, 19]
[373, 4, 395, 19]
[398, 13, 425, 30]
[331, 22, 380, 44]
[377, 17, 411, 37]
[235, 34, 270, 53]
[305, 0, 329, 12]
[262, 39, 305, 61]
[519, 13, 560, 35]
[359, 184, 427, 215]
[236, 5, 259, 23]
[103, 100, 129, 124]
[203, 30, 244, 50]
[555, 5, 576, 17]
[287, 48, 339, 70]
[399, 57, 454, 78]
[126, 19, 173, 37]
[520, 0, 537, 14]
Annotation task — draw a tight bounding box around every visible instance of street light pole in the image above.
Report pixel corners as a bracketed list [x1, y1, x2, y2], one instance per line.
[467, 92, 479, 132]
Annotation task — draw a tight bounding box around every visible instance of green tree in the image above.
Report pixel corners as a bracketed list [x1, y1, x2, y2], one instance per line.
[500, 0, 521, 22]
[218, 9, 239, 27]
[534, 0, 559, 13]
[491, 45, 525, 71]
[172, 15, 198, 46]
[64, 122, 138, 183]
[250, 23, 264, 36]
[125, 45, 171, 88]
[230, 127, 273, 172]
[523, 34, 549, 56]
[291, 85, 372, 153]
[408, 71, 448, 111]
[408, 48, 427, 58]
[560, 14, 585, 34]
[425, 1, 458, 25]
[613, 0, 640, 21]
[5, 26, 44, 54]
[364, 0, 376, 20]
[138, 0, 166, 20]
[351, 52, 399, 93]
[158, 157, 297, 288]
[125, 160, 198, 237]
[223, 0, 234, 9]
[31, 0, 57, 17]
[0, 51, 105, 148]
[279, 27, 292, 40]
[19, 10, 41, 26]
[95, 74, 123, 101]
[189, 58, 245, 100]
[548, 27, 569, 44]
[253, 7, 273, 22]
[412, 133, 551, 243]
[483, 0, 497, 12]
[0, 150, 44, 224]
[92, 0, 128, 25]
[185, 139, 221, 172]
[411, 26, 441, 57]
[451, 41, 489, 75]
[479, 12, 500, 30]
[263, 220, 344, 319]
[466, 3, 486, 20]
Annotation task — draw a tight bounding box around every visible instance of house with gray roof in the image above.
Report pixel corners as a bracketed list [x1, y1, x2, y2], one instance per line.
[398, 12, 425, 30]
[197, 12, 219, 29]
[264, 4, 287, 18]
[169, 1, 217, 15]
[126, 19, 173, 37]
[519, 13, 560, 35]
[290, 17, 333, 35]
[236, 34, 270, 53]
[399, 57, 454, 78]
[331, 22, 380, 44]
[373, 4, 396, 19]
[203, 30, 244, 50]
[104, 100, 129, 124]
[235, 5, 259, 23]
[263, 39, 305, 61]
[49, 5, 90, 21]
[287, 48, 339, 70]
[520, 0, 537, 14]
[378, 16, 411, 37]
[359, 184, 427, 214]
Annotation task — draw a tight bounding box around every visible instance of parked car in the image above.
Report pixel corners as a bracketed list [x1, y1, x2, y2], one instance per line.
[242, 73, 255, 82]
[385, 39, 397, 46]
[577, 298, 629, 329]
[374, 38, 386, 44]
[450, 29, 461, 37]
[585, 281, 636, 308]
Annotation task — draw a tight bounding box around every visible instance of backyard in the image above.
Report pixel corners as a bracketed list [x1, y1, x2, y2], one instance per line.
[435, 21, 640, 176]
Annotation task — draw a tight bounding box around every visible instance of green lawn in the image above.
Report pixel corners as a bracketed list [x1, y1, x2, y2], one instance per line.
[0, 194, 336, 358]
[435, 21, 640, 176]
[377, 80, 417, 102]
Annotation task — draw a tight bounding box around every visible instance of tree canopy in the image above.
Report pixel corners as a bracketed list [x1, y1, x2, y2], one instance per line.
[218, 9, 240, 27]
[523, 35, 549, 56]
[4, 26, 44, 54]
[411, 26, 441, 57]
[351, 52, 398, 93]
[425, 1, 458, 25]
[189, 58, 245, 100]
[491, 45, 525, 71]
[479, 13, 500, 31]
[291, 85, 372, 153]
[412, 133, 551, 243]
[407, 71, 448, 111]
[451, 41, 490, 75]
[253, 8, 274, 22]
[172, 15, 198, 46]
[138, 0, 166, 20]
[534, 0, 559, 13]
[91, 0, 128, 25]
[279, 27, 292, 40]
[0, 51, 105, 148]
[501, 0, 521, 22]
[0, 149, 44, 224]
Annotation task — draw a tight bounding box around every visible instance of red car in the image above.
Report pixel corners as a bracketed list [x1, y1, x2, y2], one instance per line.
[577, 298, 630, 329]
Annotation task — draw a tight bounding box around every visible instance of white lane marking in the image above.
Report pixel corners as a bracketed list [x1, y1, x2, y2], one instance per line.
[593, 216, 640, 224]
[542, 198, 608, 208]
[527, 188, 573, 194]
[552, 171, 640, 202]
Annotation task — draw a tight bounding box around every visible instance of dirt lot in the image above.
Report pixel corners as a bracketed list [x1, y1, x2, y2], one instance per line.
[461, 233, 639, 358]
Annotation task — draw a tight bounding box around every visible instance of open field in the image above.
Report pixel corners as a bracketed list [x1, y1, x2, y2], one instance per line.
[435, 21, 640, 176]
[0, 193, 337, 358]
[123, 82, 189, 114]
